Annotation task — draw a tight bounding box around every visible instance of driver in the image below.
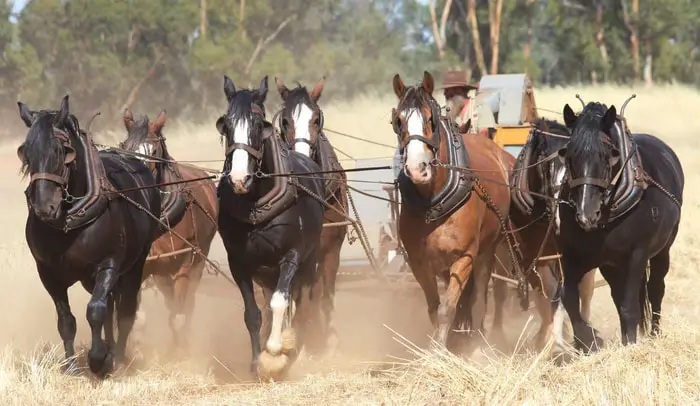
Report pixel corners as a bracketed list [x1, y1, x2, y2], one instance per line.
[439, 70, 479, 131]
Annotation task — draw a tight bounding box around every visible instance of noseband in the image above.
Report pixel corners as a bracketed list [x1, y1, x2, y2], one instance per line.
[28, 127, 76, 188]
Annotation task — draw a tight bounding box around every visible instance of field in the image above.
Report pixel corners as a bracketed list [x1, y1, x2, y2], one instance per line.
[1, 85, 700, 405]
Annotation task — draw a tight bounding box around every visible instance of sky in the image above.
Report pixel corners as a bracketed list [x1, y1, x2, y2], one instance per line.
[12, 0, 28, 14]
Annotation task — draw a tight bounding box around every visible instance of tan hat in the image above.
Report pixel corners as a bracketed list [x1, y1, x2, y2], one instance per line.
[440, 70, 478, 90]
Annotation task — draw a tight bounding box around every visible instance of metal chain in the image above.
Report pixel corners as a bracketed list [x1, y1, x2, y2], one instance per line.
[114, 190, 237, 288]
[643, 172, 682, 208]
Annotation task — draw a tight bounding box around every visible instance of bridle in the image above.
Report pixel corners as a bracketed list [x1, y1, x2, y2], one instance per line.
[221, 103, 268, 164]
[278, 103, 325, 158]
[391, 94, 442, 156]
[22, 126, 77, 203]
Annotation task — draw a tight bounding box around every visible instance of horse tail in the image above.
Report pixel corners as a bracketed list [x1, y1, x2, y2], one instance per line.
[639, 262, 652, 336]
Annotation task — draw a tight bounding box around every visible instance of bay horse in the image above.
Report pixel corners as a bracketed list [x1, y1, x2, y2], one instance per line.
[16, 95, 161, 376]
[120, 109, 218, 351]
[215, 75, 326, 380]
[273, 76, 347, 354]
[390, 71, 562, 352]
[557, 101, 684, 351]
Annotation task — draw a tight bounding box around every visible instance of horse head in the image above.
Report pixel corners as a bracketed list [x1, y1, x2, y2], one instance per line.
[559, 101, 621, 231]
[16, 95, 78, 223]
[391, 70, 442, 186]
[216, 74, 269, 195]
[528, 118, 571, 234]
[121, 109, 168, 174]
[275, 76, 325, 159]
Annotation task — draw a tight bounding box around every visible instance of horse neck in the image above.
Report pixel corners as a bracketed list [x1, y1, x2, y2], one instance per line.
[67, 131, 90, 198]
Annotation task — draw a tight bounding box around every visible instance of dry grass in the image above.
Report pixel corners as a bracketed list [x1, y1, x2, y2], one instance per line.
[1, 84, 700, 405]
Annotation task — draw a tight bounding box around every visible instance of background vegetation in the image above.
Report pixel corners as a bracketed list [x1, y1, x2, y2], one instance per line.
[1, 0, 698, 135]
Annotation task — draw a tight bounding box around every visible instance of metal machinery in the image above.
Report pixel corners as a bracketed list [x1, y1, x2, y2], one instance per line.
[471, 73, 538, 158]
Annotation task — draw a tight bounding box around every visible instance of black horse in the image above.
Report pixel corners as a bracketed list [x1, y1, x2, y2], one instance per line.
[215, 75, 326, 380]
[556, 101, 684, 352]
[16, 96, 161, 376]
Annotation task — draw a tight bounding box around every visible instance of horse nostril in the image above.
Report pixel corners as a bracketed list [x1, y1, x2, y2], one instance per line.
[48, 203, 56, 213]
[243, 174, 253, 187]
[419, 162, 427, 172]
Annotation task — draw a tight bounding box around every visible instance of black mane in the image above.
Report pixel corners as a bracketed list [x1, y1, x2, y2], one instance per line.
[397, 85, 436, 111]
[20, 111, 66, 177]
[284, 85, 314, 110]
[531, 118, 570, 157]
[223, 89, 266, 146]
[122, 115, 150, 151]
[567, 102, 611, 170]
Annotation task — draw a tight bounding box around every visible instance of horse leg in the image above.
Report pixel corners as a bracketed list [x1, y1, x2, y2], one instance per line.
[435, 251, 477, 349]
[579, 269, 596, 323]
[229, 259, 263, 375]
[152, 273, 178, 349]
[561, 255, 603, 353]
[37, 269, 78, 374]
[489, 245, 510, 345]
[105, 294, 116, 353]
[648, 245, 671, 337]
[411, 264, 440, 332]
[171, 259, 204, 353]
[113, 252, 148, 366]
[314, 239, 341, 356]
[614, 249, 648, 346]
[258, 249, 305, 380]
[85, 261, 119, 376]
[531, 263, 562, 353]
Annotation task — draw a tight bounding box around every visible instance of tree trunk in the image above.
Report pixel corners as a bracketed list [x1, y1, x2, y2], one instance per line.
[488, 0, 504, 74]
[621, 0, 640, 82]
[523, 0, 535, 73]
[594, 0, 608, 81]
[467, 0, 487, 76]
[200, 0, 207, 39]
[428, 0, 445, 59]
[238, 0, 246, 38]
[643, 39, 652, 88]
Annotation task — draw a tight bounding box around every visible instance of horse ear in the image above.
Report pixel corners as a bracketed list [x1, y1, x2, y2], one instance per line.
[215, 116, 227, 135]
[56, 95, 70, 126]
[223, 75, 236, 101]
[258, 75, 269, 102]
[392, 74, 406, 99]
[123, 108, 134, 131]
[17, 102, 33, 128]
[151, 110, 167, 133]
[275, 76, 289, 99]
[421, 71, 435, 95]
[310, 76, 325, 102]
[563, 104, 577, 128]
[601, 105, 617, 131]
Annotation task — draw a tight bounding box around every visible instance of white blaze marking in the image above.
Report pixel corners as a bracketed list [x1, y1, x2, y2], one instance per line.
[229, 118, 250, 183]
[266, 291, 288, 354]
[553, 165, 566, 233]
[292, 104, 313, 157]
[404, 108, 429, 172]
[136, 143, 154, 161]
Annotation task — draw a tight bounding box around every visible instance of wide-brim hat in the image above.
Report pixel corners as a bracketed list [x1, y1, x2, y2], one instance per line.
[438, 70, 479, 90]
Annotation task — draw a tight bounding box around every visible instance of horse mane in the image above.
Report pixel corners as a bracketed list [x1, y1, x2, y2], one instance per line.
[398, 85, 437, 111]
[20, 111, 65, 178]
[567, 102, 611, 169]
[122, 115, 150, 151]
[531, 117, 570, 157]
[284, 85, 314, 110]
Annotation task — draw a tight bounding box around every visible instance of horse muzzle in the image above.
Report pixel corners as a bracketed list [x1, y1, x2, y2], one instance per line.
[228, 172, 253, 195]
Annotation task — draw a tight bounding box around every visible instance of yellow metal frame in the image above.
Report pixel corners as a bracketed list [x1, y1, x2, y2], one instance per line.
[492, 125, 531, 150]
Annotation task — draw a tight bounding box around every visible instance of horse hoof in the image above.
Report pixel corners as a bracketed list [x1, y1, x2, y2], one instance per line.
[257, 350, 291, 382]
[88, 350, 113, 378]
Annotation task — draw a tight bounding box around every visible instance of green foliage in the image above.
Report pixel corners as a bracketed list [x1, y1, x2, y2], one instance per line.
[0, 0, 699, 131]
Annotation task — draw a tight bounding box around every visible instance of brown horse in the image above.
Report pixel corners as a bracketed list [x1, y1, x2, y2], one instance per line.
[391, 71, 516, 350]
[273, 76, 348, 355]
[391, 71, 566, 353]
[121, 109, 219, 351]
